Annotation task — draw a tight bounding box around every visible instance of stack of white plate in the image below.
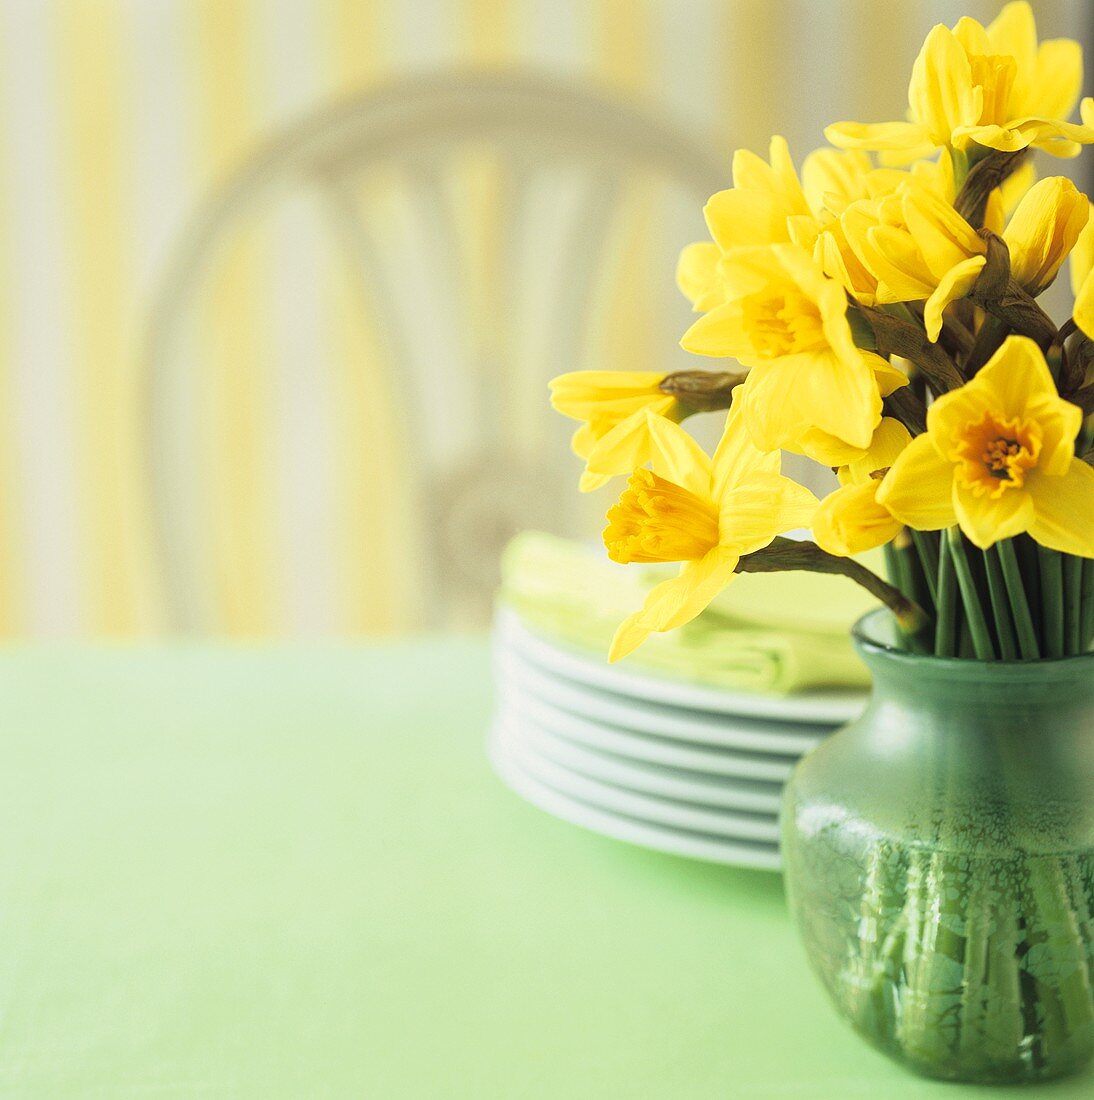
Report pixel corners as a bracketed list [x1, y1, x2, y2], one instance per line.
[489, 607, 868, 872]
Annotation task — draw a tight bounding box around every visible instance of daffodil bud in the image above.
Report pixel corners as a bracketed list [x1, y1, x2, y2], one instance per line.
[1002, 177, 1090, 297]
[658, 370, 745, 414]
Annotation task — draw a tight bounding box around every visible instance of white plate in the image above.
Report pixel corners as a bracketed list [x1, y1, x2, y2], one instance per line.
[494, 686, 797, 782]
[489, 725, 782, 872]
[497, 722, 780, 842]
[507, 716, 783, 814]
[495, 645, 827, 755]
[496, 606, 867, 725]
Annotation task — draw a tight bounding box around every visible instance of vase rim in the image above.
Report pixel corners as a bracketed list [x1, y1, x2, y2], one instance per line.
[852, 607, 1093, 678]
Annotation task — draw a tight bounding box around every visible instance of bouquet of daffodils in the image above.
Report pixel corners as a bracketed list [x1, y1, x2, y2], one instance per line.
[551, 1, 1094, 664]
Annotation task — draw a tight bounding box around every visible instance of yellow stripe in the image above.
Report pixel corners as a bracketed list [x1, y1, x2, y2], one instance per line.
[54, 1, 150, 634]
[592, 0, 660, 379]
[843, 0, 919, 130]
[715, 0, 797, 156]
[193, 0, 280, 635]
[595, 0, 653, 94]
[327, 0, 392, 95]
[463, 0, 513, 64]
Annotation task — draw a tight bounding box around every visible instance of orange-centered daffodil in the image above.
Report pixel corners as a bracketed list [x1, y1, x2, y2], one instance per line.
[876, 336, 1094, 553]
[603, 409, 817, 660]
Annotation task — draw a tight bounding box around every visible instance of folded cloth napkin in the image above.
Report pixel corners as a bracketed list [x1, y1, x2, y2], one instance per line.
[498, 531, 876, 695]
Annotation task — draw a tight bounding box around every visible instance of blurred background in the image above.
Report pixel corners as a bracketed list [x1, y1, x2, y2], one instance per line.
[0, 0, 1089, 639]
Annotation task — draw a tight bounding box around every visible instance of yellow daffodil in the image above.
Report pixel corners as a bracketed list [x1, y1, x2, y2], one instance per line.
[877, 336, 1094, 554]
[1002, 176, 1089, 296]
[677, 139, 882, 310]
[813, 418, 911, 556]
[603, 410, 817, 660]
[704, 136, 813, 252]
[1070, 201, 1094, 339]
[681, 244, 904, 454]
[549, 371, 680, 492]
[676, 137, 815, 312]
[826, 3, 1094, 160]
[841, 182, 986, 341]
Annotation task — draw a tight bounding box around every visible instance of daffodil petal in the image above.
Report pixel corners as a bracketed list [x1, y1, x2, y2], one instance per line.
[676, 242, 724, 311]
[908, 24, 978, 145]
[608, 548, 740, 661]
[824, 121, 931, 152]
[643, 412, 714, 497]
[1070, 204, 1094, 298]
[952, 482, 1035, 549]
[1026, 460, 1094, 557]
[973, 335, 1062, 420]
[869, 356, 909, 398]
[1028, 38, 1083, 120]
[741, 350, 880, 453]
[813, 482, 901, 556]
[584, 404, 678, 479]
[680, 301, 746, 358]
[923, 256, 986, 342]
[986, 1, 1036, 74]
[842, 417, 913, 485]
[718, 475, 818, 556]
[710, 401, 779, 492]
[578, 470, 613, 493]
[1075, 267, 1094, 340]
[876, 433, 957, 530]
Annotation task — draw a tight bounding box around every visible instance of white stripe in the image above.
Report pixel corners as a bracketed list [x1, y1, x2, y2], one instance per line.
[261, 1, 341, 634]
[0, 4, 83, 635]
[127, 0, 205, 630]
[393, 0, 458, 67]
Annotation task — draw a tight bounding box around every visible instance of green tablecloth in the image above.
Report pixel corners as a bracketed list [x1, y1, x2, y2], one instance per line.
[0, 639, 1088, 1098]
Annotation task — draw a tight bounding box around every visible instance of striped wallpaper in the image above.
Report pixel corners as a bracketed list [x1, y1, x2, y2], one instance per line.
[0, 0, 1089, 636]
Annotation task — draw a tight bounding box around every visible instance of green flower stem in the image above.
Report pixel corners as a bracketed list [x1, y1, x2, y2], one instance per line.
[982, 548, 1018, 661]
[1015, 535, 1043, 635]
[1038, 546, 1065, 659]
[910, 530, 939, 606]
[897, 531, 935, 627]
[1025, 858, 1094, 1043]
[1063, 554, 1083, 656]
[995, 542, 1041, 660]
[958, 867, 990, 1063]
[935, 535, 959, 657]
[947, 529, 996, 660]
[1082, 558, 1094, 652]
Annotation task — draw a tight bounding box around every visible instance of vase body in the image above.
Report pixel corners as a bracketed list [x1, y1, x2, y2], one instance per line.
[782, 610, 1094, 1084]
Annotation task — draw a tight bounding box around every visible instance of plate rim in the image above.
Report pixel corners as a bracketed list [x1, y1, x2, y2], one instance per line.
[494, 690, 797, 783]
[489, 726, 782, 872]
[496, 723, 781, 841]
[507, 714, 784, 814]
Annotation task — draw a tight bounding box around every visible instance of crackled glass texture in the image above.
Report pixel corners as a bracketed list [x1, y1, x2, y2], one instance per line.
[782, 611, 1094, 1084]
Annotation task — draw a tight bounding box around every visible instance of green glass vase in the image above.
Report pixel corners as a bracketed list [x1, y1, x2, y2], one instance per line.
[782, 609, 1094, 1085]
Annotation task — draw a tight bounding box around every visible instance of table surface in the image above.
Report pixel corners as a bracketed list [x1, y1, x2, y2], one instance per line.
[0, 638, 1089, 1099]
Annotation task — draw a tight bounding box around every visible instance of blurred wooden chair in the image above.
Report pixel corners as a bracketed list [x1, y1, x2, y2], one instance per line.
[143, 71, 735, 633]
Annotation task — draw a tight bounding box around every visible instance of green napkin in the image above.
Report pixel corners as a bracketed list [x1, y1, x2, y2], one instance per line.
[499, 531, 874, 695]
